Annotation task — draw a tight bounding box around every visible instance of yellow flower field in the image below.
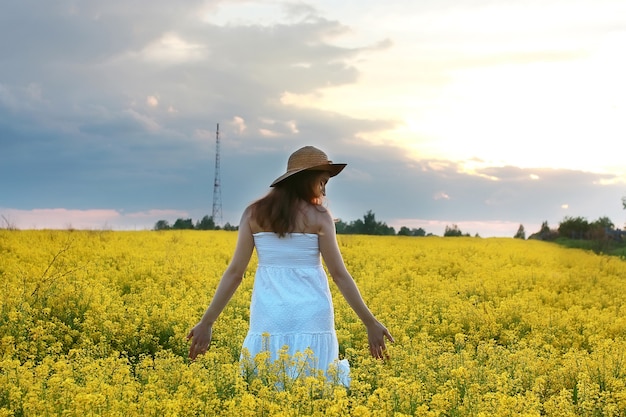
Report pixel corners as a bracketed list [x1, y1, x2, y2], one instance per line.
[1, 230, 625, 416]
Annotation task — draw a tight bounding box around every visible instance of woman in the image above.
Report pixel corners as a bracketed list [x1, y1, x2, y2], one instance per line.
[187, 146, 394, 385]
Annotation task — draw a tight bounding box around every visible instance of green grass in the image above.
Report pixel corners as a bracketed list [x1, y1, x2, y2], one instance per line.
[554, 237, 626, 259]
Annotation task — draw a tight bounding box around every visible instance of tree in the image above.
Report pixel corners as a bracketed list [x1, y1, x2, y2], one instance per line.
[412, 227, 426, 237]
[529, 221, 558, 241]
[222, 222, 238, 231]
[152, 215, 237, 231]
[444, 224, 463, 237]
[172, 218, 194, 230]
[398, 226, 426, 237]
[362, 210, 378, 235]
[349, 218, 365, 234]
[590, 216, 614, 231]
[334, 211, 395, 235]
[335, 219, 349, 234]
[398, 226, 411, 236]
[361, 210, 395, 235]
[196, 215, 216, 230]
[514, 224, 526, 239]
[558, 216, 590, 239]
[153, 220, 170, 231]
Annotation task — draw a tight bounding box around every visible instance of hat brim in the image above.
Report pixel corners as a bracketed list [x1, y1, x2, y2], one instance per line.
[270, 163, 346, 187]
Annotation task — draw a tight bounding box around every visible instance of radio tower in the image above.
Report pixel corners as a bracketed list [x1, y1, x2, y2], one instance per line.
[212, 123, 223, 226]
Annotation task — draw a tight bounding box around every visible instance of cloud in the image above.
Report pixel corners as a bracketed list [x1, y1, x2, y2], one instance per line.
[138, 32, 207, 63]
[1, 0, 624, 238]
[433, 192, 450, 201]
[0, 208, 189, 230]
[2, 136, 624, 235]
[146, 95, 159, 107]
[231, 116, 247, 134]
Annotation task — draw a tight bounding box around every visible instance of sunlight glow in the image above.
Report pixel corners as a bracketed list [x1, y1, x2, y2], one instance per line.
[140, 32, 206, 63]
[278, 2, 626, 178]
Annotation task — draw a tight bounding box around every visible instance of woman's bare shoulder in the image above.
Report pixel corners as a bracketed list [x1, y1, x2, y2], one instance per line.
[299, 203, 332, 233]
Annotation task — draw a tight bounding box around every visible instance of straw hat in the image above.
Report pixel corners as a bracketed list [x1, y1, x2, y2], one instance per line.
[270, 146, 347, 187]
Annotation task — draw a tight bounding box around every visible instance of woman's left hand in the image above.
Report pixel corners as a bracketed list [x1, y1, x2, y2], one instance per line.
[366, 321, 394, 359]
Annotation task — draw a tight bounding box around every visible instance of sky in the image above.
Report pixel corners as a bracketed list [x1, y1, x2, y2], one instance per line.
[1, 0, 625, 237]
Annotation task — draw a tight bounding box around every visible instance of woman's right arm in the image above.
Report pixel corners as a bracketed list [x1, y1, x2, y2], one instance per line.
[187, 208, 255, 360]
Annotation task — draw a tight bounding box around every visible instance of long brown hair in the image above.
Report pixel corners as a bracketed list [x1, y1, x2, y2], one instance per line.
[251, 170, 325, 236]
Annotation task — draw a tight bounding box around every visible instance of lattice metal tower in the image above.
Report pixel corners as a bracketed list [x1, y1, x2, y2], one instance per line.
[212, 123, 223, 225]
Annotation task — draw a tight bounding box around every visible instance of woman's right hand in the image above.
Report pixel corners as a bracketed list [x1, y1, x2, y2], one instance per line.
[186, 323, 213, 360]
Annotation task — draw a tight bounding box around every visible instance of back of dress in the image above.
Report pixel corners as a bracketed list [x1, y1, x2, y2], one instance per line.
[247, 232, 334, 335]
[254, 232, 322, 268]
[241, 232, 349, 385]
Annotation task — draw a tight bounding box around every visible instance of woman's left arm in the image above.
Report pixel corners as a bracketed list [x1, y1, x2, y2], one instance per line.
[318, 210, 394, 359]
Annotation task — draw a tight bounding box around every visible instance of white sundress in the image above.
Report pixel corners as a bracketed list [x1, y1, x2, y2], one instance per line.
[241, 232, 350, 386]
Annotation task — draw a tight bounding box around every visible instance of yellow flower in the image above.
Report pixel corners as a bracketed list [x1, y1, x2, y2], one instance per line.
[1, 231, 626, 416]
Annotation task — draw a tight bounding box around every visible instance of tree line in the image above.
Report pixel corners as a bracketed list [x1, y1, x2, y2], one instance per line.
[518, 193, 626, 243]
[335, 210, 426, 236]
[154, 200, 626, 242]
[153, 215, 238, 231]
[153, 210, 426, 236]
[525, 216, 624, 242]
